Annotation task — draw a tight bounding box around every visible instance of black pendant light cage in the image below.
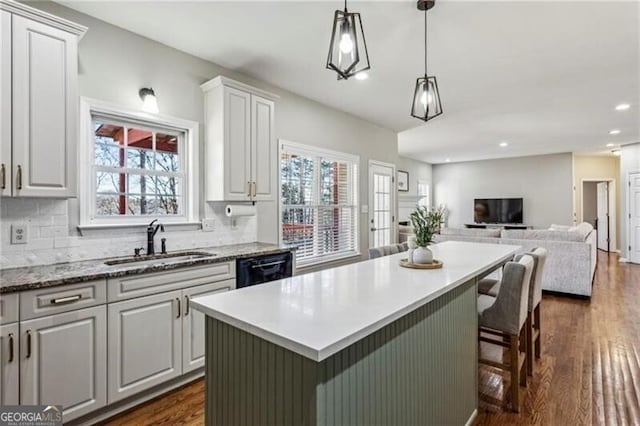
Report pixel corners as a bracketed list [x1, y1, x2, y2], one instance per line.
[411, 75, 443, 121]
[326, 5, 371, 80]
[411, 0, 443, 122]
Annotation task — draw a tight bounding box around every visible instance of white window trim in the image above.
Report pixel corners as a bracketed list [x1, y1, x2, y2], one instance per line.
[417, 179, 430, 208]
[78, 97, 200, 229]
[278, 139, 360, 268]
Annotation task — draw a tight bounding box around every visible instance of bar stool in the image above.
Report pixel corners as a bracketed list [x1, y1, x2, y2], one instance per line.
[479, 248, 547, 375]
[477, 255, 534, 412]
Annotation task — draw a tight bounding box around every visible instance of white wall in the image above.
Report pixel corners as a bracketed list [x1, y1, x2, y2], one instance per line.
[0, 1, 397, 269]
[396, 157, 433, 223]
[432, 153, 574, 229]
[620, 142, 640, 260]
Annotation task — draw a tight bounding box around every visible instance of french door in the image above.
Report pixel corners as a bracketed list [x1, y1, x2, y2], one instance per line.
[369, 161, 395, 248]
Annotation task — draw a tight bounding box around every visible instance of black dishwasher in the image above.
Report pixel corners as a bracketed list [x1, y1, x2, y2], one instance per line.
[236, 251, 293, 288]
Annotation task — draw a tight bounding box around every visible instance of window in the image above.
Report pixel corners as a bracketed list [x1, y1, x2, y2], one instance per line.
[417, 180, 430, 208]
[80, 98, 199, 227]
[280, 141, 359, 266]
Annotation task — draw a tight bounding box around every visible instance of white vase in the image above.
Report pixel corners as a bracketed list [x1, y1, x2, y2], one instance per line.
[412, 246, 433, 264]
[407, 248, 415, 262]
[407, 236, 418, 249]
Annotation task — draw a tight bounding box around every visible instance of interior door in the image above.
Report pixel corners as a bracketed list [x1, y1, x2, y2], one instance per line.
[596, 182, 609, 252]
[369, 162, 395, 248]
[630, 173, 640, 264]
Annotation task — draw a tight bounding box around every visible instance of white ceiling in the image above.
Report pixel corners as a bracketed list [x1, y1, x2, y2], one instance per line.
[58, 0, 640, 164]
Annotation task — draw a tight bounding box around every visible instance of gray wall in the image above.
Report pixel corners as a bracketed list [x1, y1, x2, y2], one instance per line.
[433, 153, 574, 229]
[25, 2, 398, 263]
[396, 157, 432, 223]
[582, 182, 598, 227]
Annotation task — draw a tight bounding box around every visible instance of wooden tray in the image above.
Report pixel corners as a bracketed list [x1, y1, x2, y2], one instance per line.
[399, 258, 444, 270]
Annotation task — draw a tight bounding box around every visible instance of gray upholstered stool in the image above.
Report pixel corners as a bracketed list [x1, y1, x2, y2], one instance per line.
[368, 243, 408, 259]
[479, 248, 548, 376]
[478, 254, 534, 413]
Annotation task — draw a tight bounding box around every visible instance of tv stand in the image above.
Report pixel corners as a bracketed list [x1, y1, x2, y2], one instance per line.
[464, 223, 531, 230]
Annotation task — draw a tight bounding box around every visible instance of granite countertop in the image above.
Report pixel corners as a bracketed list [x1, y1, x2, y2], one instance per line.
[0, 242, 293, 294]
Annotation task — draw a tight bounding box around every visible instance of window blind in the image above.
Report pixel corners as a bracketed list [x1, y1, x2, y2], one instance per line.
[280, 143, 359, 266]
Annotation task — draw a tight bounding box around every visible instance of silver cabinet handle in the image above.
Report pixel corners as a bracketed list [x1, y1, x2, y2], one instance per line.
[25, 330, 32, 359]
[8, 333, 14, 363]
[50, 294, 82, 305]
[1, 163, 5, 190]
[16, 165, 22, 190]
[176, 297, 181, 319]
[184, 295, 190, 316]
[247, 181, 251, 197]
[252, 181, 257, 197]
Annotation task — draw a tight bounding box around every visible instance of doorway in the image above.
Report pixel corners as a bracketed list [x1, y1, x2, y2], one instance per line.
[368, 161, 396, 248]
[581, 179, 616, 252]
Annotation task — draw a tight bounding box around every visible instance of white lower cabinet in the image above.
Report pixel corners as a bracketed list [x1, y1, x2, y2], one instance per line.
[0, 323, 19, 405]
[108, 279, 235, 402]
[107, 290, 182, 403]
[182, 280, 233, 373]
[19, 306, 107, 422]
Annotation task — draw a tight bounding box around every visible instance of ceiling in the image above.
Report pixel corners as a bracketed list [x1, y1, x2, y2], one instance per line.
[58, 0, 640, 164]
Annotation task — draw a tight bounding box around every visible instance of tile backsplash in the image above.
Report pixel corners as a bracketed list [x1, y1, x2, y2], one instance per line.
[0, 198, 257, 269]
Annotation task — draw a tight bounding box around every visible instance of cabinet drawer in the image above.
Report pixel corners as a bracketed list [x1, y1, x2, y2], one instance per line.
[20, 280, 106, 320]
[107, 262, 235, 302]
[0, 293, 18, 324]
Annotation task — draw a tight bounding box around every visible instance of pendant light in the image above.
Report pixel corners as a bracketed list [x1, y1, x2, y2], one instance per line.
[326, 0, 370, 80]
[411, 0, 443, 122]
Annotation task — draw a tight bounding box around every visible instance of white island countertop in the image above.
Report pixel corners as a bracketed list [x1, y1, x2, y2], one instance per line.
[191, 241, 520, 361]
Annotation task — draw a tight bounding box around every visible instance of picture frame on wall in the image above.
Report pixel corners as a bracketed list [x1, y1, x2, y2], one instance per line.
[397, 170, 409, 192]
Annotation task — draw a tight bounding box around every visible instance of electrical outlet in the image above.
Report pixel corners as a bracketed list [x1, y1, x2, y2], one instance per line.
[202, 218, 215, 232]
[361, 205, 369, 214]
[11, 224, 28, 244]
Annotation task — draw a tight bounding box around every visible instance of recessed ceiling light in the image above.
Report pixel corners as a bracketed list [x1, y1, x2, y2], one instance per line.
[609, 129, 621, 135]
[615, 103, 630, 111]
[499, 142, 508, 147]
[445, 158, 451, 163]
[354, 72, 369, 81]
[606, 143, 615, 148]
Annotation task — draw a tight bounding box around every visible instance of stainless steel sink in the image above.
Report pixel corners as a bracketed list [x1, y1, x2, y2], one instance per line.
[104, 251, 216, 266]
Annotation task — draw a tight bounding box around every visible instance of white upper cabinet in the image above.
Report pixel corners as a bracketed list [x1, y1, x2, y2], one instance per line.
[202, 76, 277, 202]
[0, 10, 12, 197]
[0, 1, 86, 198]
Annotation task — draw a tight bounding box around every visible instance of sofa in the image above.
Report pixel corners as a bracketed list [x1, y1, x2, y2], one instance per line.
[434, 223, 596, 297]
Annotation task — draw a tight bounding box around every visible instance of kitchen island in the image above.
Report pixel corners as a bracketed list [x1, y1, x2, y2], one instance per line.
[191, 241, 520, 426]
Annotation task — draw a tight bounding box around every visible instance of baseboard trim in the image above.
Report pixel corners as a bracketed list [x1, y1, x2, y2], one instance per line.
[67, 370, 203, 425]
[465, 408, 478, 426]
[619, 257, 629, 263]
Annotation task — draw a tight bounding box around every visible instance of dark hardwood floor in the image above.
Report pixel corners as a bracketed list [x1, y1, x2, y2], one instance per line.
[101, 251, 640, 426]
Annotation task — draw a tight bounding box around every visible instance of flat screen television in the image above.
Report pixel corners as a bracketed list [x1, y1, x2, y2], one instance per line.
[474, 198, 523, 224]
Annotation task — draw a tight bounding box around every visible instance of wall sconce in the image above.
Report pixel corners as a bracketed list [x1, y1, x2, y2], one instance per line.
[139, 87, 159, 113]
